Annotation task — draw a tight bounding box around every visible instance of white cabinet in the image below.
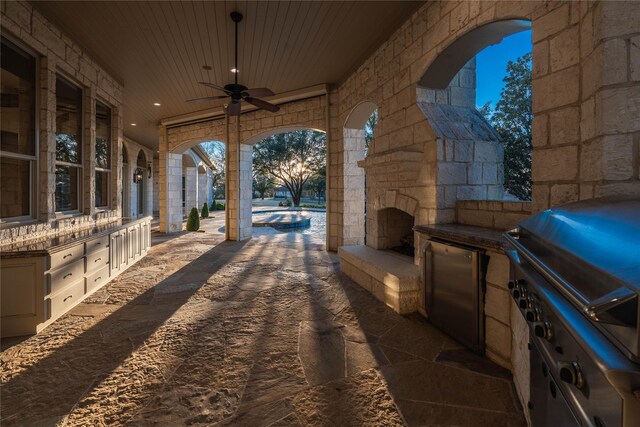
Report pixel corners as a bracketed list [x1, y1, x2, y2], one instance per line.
[1, 217, 152, 337]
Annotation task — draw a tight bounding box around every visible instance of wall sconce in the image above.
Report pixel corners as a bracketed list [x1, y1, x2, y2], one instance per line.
[133, 167, 144, 183]
[147, 162, 152, 179]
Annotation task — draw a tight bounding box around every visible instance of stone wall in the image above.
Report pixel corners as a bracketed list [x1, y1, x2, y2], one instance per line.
[456, 200, 532, 230]
[0, 1, 124, 245]
[532, 2, 640, 211]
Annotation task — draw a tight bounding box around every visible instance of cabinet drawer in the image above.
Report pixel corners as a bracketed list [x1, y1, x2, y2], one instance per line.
[48, 257, 85, 296]
[48, 279, 85, 320]
[85, 265, 109, 294]
[86, 247, 109, 273]
[85, 235, 109, 254]
[50, 244, 84, 270]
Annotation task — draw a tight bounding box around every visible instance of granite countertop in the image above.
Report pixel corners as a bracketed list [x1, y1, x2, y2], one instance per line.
[0, 216, 152, 258]
[414, 223, 509, 251]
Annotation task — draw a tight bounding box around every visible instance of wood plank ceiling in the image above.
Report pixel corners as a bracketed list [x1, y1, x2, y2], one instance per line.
[32, 1, 424, 149]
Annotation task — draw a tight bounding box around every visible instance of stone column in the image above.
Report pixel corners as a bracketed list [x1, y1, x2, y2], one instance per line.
[83, 86, 96, 216]
[184, 165, 197, 215]
[159, 125, 183, 232]
[198, 169, 208, 210]
[226, 113, 252, 240]
[39, 57, 56, 222]
[342, 128, 366, 246]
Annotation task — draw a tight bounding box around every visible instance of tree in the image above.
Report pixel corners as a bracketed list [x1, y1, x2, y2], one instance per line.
[305, 164, 326, 201]
[253, 130, 326, 207]
[200, 141, 225, 206]
[364, 110, 378, 152]
[481, 52, 532, 201]
[253, 172, 275, 199]
[186, 207, 200, 231]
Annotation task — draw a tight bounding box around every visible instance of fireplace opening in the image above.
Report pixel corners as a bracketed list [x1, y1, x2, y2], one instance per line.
[377, 208, 415, 257]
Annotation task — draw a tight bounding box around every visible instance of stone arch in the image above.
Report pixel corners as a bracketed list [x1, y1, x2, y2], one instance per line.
[419, 20, 531, 90]
[242, 126, 325, 146]
[411, 18, 533, 223]
[134, 149, 148, 217]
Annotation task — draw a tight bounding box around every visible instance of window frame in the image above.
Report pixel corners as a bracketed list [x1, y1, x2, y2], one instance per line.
[0, 36, 39, 226]
[54, 73, 84, 215]
[95, 100, 112, 210]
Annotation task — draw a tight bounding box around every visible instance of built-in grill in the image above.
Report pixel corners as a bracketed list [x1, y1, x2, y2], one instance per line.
[504, 197, 640, 427]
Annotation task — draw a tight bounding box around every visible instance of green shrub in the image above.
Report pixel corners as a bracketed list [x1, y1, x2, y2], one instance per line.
[278, 199, 292, 207]
[186, 207, 200, 231]
[201, 202, 209, 218]
[300, 203, 326, 209]
[210, 202, 225, 210]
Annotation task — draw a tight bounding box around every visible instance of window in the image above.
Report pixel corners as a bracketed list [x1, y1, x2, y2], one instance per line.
[1, 37, 37, 221]
[55, 76, 83, 212]
[95, 101, 111, 208]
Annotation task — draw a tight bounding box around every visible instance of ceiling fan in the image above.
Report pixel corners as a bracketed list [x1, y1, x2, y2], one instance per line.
[186, 11, 279, 116]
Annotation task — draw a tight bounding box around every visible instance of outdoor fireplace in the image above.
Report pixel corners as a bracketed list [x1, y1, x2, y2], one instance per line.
[376, 208, 415, 257]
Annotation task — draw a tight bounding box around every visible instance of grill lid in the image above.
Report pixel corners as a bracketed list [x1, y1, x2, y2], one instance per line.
[506, 197, 640, 327]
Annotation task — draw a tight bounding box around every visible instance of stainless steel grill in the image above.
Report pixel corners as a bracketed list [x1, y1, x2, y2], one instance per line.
[504, 197, 640, 427]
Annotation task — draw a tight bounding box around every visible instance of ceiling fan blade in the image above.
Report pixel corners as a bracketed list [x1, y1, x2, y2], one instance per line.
[245, 97, 280, 113]
[242, 88, 275, 98]
[198, 82, 232, 95]
[186, 95, 228, 103]
[227, 102, 241, 116]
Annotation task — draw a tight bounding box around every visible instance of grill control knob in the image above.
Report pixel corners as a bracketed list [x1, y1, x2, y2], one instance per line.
[534, 321, 553, 341]
[519, 298, 528, 309]
[525, 309, 536, 322]
[513, 289, 521, 299]
[559, 361, 585, 389]
[508, 279, 524, 290]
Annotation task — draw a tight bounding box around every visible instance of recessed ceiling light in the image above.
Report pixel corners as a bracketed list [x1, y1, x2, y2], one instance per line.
[153, 102, 161, 106]
[230, 68, 239, 73]
[131, 123, 137, 126]
[202, 65, 212, 70]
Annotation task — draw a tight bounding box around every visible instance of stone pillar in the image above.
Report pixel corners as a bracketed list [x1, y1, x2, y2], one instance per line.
[198, 170, 208, 210]
[83, 86, 96, 216]
[39, 57, 56, 222]
[226, 114, 253, 240]
[326, 91, 339, 251]
[159, 125, 183, 232]
[342, 128, 366, 245]
[184, 165, 197, 215]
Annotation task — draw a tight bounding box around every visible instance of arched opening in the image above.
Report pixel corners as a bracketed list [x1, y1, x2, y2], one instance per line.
[135, 150, 147, 217]
[343, 101, 379, 246]
[251, 129, 327, 239]
[121, 144, 129, 217]
[417, 19, 532, 218]
[200, 141, 226, 212]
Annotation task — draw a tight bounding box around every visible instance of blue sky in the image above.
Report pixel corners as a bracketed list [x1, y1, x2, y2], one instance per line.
[475, 30, 532, 108]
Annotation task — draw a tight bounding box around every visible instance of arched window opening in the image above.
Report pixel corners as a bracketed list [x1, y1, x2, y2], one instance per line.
[200, 141, 226, 211]
[418, 20, 532, 203]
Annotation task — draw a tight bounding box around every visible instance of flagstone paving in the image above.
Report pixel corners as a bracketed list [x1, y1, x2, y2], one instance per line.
[1, 215, 525, 426]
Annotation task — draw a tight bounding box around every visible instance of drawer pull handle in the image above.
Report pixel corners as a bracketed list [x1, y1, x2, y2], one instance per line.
[63, 295, 73, 302]
[63, 253, 73, 259]
[94, 277, 101, 282]
[95, 258, 102, 262]
[96, 242, 101, 245]
[63, 273, 73, 279]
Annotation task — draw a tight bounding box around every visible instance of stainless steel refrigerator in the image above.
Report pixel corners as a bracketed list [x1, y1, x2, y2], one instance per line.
[424, 239, 486, 354]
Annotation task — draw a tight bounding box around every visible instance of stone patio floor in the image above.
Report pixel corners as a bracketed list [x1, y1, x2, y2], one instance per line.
[1, 214, 525, 426]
